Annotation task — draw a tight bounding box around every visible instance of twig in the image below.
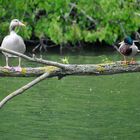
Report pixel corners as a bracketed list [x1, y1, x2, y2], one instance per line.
[135, 12, 140, 16]
[32, 44, 41, 52]
[0, 47, 67, 69]
[0, 72, 50, 109]
[135, 31, 140, 40]
[119, 22, 127, 37]
[69, 3, 97, 24]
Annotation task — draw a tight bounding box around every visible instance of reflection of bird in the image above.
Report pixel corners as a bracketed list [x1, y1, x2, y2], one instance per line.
[118, 36, 140, 64]
[1, 19, 26, 67]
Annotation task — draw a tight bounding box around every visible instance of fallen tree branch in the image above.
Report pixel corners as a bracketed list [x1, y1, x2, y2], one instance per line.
[0, 72, 51, 109]
[0, 62, 140, 77]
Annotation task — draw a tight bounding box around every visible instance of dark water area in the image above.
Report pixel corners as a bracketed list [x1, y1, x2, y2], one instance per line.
[25, 39, 116, 55]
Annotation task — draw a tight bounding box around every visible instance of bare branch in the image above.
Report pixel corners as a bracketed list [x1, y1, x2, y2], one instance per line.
[69, 3, 97, 24]
[119, 22, 127, 37]
[135, 12, 140, 16]
[135, 31, 140, 40]
[0, 47, 67, 69]
[0, 72, 50, 109]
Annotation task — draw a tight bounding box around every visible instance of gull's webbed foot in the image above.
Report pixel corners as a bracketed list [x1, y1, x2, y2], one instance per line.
[4, 65, 10, 69]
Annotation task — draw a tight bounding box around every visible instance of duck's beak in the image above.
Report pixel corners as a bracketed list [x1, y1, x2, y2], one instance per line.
[133, 40, 139, 42]
[19, 21, 26, 26]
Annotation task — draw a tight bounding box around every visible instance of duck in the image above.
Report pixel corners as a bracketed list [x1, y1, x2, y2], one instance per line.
[118, 36, 140, 64]
[1, 19, 26, 67]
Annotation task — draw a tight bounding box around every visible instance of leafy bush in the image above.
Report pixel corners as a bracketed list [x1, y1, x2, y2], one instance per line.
[0, 0, 140, 45]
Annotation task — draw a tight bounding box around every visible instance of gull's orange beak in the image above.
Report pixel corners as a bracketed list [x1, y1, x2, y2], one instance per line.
[19, 21, 26, 26]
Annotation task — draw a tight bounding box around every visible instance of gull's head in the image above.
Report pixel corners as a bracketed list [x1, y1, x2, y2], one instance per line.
[10, 19, 25, 31]
[10, 19, 25, 27]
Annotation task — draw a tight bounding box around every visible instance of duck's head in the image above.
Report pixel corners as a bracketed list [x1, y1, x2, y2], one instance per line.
[124, 36, 133, 45]
[10, 19, 25, 31]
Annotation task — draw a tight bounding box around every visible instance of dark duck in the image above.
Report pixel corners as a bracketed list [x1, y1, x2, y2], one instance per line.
[118, 36, 140, 64]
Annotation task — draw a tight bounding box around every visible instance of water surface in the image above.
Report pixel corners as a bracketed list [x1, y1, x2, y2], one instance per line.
[0, 53, 140, 140]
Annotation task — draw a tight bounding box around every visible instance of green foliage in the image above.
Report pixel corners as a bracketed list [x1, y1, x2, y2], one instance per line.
[0, 0, 140, 45]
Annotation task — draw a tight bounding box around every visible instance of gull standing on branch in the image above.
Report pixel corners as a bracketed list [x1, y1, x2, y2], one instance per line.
[1, 19, 26, 67]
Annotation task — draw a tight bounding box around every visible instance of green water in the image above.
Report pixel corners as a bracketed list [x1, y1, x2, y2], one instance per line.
[0, 53, 140, 140]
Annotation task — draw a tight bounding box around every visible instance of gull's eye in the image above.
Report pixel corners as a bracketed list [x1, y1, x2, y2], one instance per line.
[14, 20, 19, 23]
